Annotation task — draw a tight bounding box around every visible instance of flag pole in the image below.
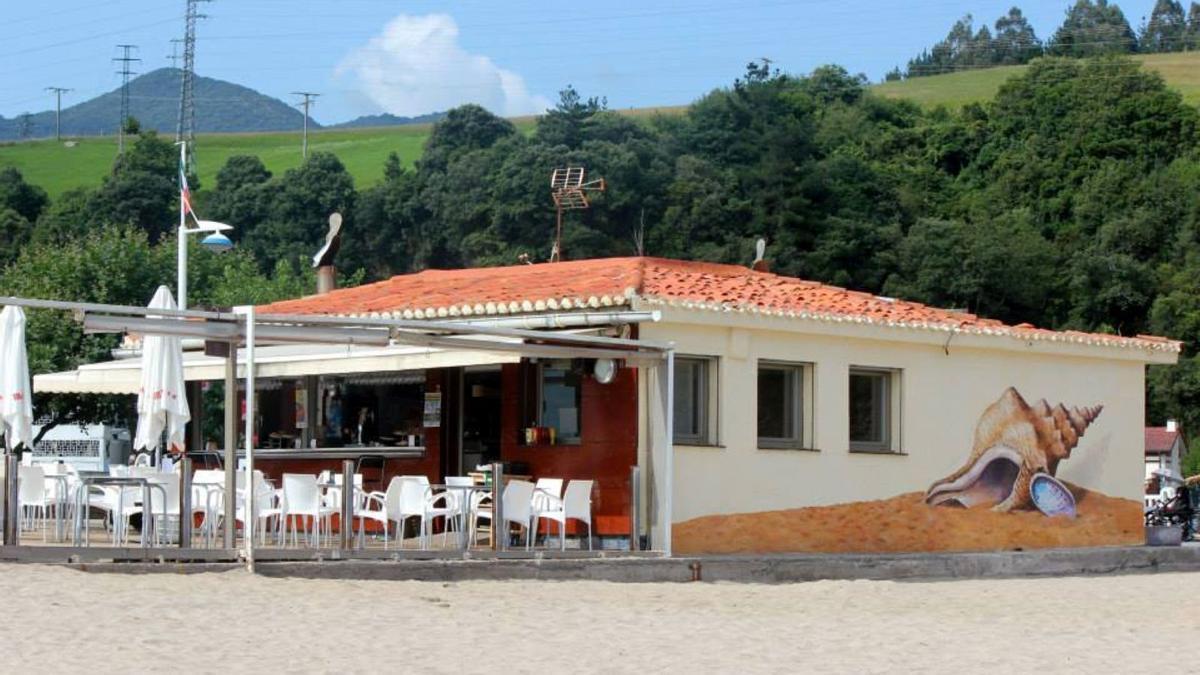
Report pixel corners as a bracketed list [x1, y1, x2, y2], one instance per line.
[177, 141, 188, 311]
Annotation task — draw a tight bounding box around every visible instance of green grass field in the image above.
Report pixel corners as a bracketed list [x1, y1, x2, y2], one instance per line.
[873, 52, 1200, 109]
[0, 107, 688, 199]
[0, 124, 435, 199]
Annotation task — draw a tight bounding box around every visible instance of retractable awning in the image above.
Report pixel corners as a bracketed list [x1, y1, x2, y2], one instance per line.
[33, 342, 521, 395]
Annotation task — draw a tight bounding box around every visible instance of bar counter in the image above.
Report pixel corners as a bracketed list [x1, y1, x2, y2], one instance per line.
[239, 446, 426, 460]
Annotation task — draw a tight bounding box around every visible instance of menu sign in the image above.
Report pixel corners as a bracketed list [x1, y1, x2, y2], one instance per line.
[423, 392, 442, 428]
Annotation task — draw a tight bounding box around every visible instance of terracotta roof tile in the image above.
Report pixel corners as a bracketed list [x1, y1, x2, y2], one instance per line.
[1146, 427, 1181, 455]
[259, 256, 1181, 354]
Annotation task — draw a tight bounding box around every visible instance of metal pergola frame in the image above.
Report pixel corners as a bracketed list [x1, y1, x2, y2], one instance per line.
[0, 295, 676, 568]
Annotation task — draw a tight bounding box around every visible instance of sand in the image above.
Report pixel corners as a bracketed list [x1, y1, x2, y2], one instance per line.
[674, 486, 1143, 555]
[0, 564, 1193, 674]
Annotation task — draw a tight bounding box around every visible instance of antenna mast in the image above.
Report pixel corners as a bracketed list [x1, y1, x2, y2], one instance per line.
[549, 166, 606, 262]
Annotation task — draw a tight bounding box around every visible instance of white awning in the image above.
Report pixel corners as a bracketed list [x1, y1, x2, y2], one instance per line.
[34, 343, 520, 395]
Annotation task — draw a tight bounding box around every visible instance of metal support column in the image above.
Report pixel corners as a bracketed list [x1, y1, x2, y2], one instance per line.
[629, 465, 641, 552]
[3, 454, 18, 546]
[492, 462, 504, 551]
[179, 456, 193, 547]
[340, 459, 354, 550]
[223, 343, 236, 549]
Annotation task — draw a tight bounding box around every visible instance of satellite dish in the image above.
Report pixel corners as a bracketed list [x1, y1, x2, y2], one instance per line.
[313, 212, 343, 268]
[593, 358, 618, 385]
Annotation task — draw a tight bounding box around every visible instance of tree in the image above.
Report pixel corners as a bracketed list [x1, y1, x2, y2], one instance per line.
[993, 7, 1042, 64]
[1141, 0, 1187, 52]
[0, 226, 174, 440]
[88, 131, 179, 242]
[205, 155, 273, 242]
[0, 208, 32, 267]
[0, 167, 48, 223]
[1048, 0, 1138, 56]
[420, 104, 516, 173]
[535, 85, 607, 149]
[245, 152, 356, 271]
[1188, 2, 1200, 48]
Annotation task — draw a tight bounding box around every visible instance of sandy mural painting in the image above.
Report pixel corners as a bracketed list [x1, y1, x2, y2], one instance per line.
[673, 387, 1145, 555]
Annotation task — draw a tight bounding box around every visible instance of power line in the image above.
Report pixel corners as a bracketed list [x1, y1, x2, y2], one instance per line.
[113, 44, 140, 155]
[45, 87, 71, 141]
[291, 91, 319, 158]
[177, 0, 212, 166]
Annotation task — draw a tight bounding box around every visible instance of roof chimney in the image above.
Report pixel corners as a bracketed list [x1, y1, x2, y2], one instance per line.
[1167, 419, 1178, 433]
[751, 238, 769, 273]
[312, 212, 343, 295]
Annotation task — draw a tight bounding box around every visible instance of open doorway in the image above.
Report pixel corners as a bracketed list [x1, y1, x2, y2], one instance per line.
[459, 367, 502, 475]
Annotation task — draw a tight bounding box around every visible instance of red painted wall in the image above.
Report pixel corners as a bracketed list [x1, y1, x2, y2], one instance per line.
[499, 362, 638, 536]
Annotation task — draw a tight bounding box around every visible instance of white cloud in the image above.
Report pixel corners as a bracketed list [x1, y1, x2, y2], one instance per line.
[337, 14, 550, 118]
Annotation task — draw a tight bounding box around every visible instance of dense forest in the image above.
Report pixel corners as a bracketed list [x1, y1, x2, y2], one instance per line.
[900, 1, 1200, 78]
[2, 55, 1200, 464]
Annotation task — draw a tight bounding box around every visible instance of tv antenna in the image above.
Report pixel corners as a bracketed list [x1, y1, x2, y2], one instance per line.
[549, 166, 605, 262]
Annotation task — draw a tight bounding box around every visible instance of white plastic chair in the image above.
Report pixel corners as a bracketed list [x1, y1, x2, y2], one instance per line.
[394, 476, 454, 549]
[532, 479, 594, 550]
[358, 476, 404, 549]
[237, 474, 281, 546]
[280, 473, 335, 547]
[17, 465, 49, 534]
[147, 473, 181, 546]
[501, 480, 536, 549]
[531, 478, 563, 544]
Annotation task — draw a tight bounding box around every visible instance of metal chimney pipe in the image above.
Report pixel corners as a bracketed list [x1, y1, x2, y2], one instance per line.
[316, 266, 336, 295]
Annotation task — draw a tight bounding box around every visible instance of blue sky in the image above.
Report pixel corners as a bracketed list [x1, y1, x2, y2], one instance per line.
[0, 0, 1165, 124]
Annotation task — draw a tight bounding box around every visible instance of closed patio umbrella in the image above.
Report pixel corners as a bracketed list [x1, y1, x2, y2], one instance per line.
[0, 306, 33, 452]
[133, 286, 190, 464]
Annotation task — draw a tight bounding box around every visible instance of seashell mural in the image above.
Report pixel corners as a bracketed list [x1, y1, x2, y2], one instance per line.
[924, 387, 1102, 513]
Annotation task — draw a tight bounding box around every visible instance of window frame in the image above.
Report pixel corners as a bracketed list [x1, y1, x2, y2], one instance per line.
[756, 360, 814, 450]
[848, 366, 902, 454]
[673, 355, 719, 446]
[526, 359, 584, 446]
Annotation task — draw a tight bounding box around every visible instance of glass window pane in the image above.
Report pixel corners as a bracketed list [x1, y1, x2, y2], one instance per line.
[541, 362, 581, 442]
[757, 367, 791, 440]
[673, 358, 709, 443]
[849, 372, 885, 445]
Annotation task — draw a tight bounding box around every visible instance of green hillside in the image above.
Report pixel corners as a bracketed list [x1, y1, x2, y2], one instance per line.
[0, 123, 457, 198]
[874, 52, 1200, 108]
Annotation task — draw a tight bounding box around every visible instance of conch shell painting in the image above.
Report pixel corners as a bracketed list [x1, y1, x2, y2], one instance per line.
[925, 388, 1102, 515]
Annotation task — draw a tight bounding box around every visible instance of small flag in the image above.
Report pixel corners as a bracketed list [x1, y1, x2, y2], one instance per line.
[180, 158, 197, 222]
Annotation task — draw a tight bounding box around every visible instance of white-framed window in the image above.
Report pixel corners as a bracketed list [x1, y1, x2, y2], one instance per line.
[848, 367, 901, 453]
[757, 360, 814, 450]
[674, 356, 718, 445]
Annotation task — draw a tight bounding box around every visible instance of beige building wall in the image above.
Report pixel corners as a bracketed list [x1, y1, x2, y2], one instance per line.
[638, 309, 1156, 524]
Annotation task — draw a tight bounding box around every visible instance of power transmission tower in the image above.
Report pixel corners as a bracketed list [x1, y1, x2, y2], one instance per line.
[46, 87, 71, 141]
[168, 38, 183, 69]
[114, 44, 140, 154]
[17, 113, 32, 140]
[176, 0, 211, 165]
[291, 91, 319, 158]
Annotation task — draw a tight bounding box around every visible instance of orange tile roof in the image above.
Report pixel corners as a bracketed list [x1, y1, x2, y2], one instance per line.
[259, 257, 1181, 354]
[1145, 427, 1183, 455]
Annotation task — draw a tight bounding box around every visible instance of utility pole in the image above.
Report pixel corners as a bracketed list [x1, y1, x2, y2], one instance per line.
[176, 0, 211, 166]
[114, 44, 140, 154]
[17, 113, 32, 140]
[45, 87, 71, 141]
[291, 91, 319, 158]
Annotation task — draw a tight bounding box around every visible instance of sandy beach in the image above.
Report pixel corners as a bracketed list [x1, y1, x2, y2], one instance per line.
[0, 563, 1192, 674]
[675, 486, 1143, 555]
